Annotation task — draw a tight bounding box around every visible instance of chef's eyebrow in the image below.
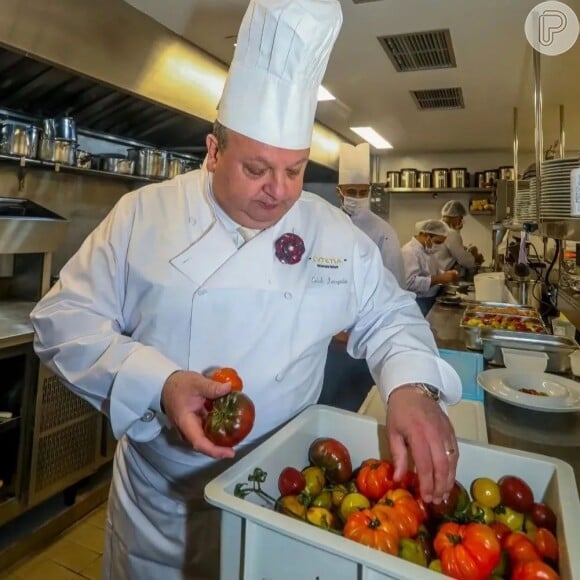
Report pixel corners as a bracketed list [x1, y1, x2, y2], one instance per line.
[246, 156, 309, 169]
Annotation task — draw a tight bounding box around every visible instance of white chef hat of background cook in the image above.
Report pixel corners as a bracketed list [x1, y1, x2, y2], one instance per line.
[217, 0, 343, 150]
[441, 200, 467, 217]
[415, 219, 450, 237]
[338, 143, 371, 185]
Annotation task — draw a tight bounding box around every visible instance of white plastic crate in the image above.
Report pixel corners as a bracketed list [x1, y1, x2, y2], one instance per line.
[205, 405, 580, 580]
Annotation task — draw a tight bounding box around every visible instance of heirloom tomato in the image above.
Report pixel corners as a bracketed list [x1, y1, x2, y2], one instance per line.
[429, 480, 470, 520]
[277, 467, 306, 497]
[277, 494, 307, 519]
[308, 438, 352, 483]
[339, 492, 371, 522]
[399, 538, 427, 567]
[203, 392, 255, 446]
[470, 477, 501, 509]
[511, 560, 560, 580]
[434, 522, 501, 580]
[494, 504, 524, 531]
[205, 367, 244, 412]
[504, 532, 540, 564]
[302, 466, 325, 497]
[498, 475, 534, 513]
[534, 528, 558, 562]
[343, 508, 399, 555]
[529, 502, 557, 534]
[356, 459, 395, 501]
[374, 489, 423, 538]
[490, 522, 512, 545]
[306, 507, 338, 530]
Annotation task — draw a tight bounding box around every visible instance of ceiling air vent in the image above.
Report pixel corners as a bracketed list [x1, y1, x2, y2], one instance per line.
[378, 29, 456, 72]
[411, 87, 465, 111]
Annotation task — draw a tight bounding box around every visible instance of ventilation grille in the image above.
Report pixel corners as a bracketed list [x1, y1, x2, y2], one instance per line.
[411, 88, 465, 110]
[378, 29, 456, 72]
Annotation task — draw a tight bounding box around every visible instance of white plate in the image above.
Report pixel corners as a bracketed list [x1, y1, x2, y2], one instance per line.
[477, 369, 580, 412]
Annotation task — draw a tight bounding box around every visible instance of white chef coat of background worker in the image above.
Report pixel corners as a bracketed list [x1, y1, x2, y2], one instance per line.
[30, 1, 461, 577]
[435, 200, 484, 271]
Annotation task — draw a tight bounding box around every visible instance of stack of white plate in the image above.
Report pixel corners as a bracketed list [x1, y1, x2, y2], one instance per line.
[513, 180, 536, 222]
[539, 157, 580, 218]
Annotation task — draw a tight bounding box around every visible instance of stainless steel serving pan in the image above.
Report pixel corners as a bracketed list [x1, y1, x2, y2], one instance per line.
[127, 148, 168, 179]
[480, 330, 578, 373]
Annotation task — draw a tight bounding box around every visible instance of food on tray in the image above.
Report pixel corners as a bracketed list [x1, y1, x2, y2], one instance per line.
[463, 313, 545, 333]
[234, 438, 561, 580]
[519, 388, 549, 397]
[468, 306, 537, 317]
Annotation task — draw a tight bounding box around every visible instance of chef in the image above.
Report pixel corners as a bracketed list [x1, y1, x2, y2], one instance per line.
[30, 1, 461, 578]
[402, 219, 459, 316]
[319, 142, 405, 410]
[435, 200, 484, 274]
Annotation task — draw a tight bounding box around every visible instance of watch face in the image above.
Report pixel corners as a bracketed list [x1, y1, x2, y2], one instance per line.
[421, 383, 441, 401]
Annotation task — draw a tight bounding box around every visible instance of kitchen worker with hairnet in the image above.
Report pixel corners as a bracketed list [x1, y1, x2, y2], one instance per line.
[436, 200, 484, 274]
[402, 219, 459, 315]
[319, 141, 405, 410]
[30, 1, 462, 578]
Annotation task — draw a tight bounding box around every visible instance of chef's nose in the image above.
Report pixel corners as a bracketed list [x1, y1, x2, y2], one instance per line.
[263, 171, 289, 200]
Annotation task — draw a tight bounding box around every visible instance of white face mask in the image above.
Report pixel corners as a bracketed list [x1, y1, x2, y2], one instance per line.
[342, 196, 370, 215]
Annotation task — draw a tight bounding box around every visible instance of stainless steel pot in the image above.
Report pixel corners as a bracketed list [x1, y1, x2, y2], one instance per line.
[417, 171, 431, 188]
[0, 123, 40, 157]
[128, 148, 168, 179]
[400, 168, 417, 189]
[95, 155, 135, 175]
[498, 166, 515, 181]
[431, 168, 449, 189]
[39, 136, 76, 165]
[450, 167, 468, 188]
[43, 116, 77, 142]
[168, 157, 187, 179]
[385, 171, 401, 188]
[483, 170, 499, 187]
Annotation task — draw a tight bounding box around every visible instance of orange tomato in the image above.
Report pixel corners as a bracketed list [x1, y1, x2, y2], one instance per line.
[211, 367, 243, 391]
[534, 528, 558, 562]
[511, 560, 560, 580]
[342, 508, 399, 555]
[374, 488, 424, 538]
[355, 459, 396, 501]
[504, 532, 540, 564]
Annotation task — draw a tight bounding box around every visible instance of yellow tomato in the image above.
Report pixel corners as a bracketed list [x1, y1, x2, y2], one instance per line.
[277, 495, 307, 519]
[470, 477, 501, 509]
[302, 466, 325, 497]
[306, 507, 337, 530]
[339, 492, 371, 522]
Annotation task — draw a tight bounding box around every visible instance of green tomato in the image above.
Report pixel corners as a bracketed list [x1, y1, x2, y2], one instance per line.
[468, 501, 496, 525]
[311, 490, 332, 510]
[494, 504, 524, 531]
[523, 514, 538, 541]
[428, 559, 443, 573]
[399, 538, 427, 567]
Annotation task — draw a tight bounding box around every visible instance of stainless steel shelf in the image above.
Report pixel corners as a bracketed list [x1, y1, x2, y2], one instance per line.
[378, 187, 496, 194]
[470, 211, 495, 216]
[0, 154, 163, 184]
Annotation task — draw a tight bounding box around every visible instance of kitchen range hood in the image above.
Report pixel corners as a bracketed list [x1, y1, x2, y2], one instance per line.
[0, 0, 340, 181]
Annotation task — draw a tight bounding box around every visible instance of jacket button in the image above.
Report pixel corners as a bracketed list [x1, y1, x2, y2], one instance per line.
[198, 289, 207, 296]
[141, 410, 155, 423]
[275, 373, 284, 382]
[284, 292, 292, 300]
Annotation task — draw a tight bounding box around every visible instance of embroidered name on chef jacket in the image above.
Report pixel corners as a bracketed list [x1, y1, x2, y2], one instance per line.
[307, 255, 349, 288]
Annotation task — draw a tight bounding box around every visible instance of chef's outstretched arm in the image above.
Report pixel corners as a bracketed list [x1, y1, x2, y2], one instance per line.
[347, 231, 462, 503]
[31, 194, 179, 443]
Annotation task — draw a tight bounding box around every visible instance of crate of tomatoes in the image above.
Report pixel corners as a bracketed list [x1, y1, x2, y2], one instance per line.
[205, 405, 579, 580]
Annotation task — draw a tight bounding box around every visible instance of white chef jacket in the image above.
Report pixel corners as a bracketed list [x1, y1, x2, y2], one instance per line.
[30, 168, 461, 577]
[434, 228, 476, 271]
[349, 208, 405, 288]
[402, 237, 442, 298]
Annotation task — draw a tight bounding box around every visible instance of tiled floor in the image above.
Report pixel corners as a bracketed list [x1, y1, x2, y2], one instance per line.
[2, 505, 107, 580]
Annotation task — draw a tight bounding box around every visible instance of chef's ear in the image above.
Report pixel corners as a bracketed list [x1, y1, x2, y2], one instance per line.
[336, 186, 343, 200]
[205, 133, 219, 172]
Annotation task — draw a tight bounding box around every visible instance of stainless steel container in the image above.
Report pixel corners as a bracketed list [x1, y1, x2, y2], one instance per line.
[417, 171, 431, 188]
[168, 157, 187, 179]
[474, 171, 485, 188]
[483, 170, 499, 187]
[96, 155, 135, 175]
[0, 123, 40, 157]
[431, 168, 449, 189]
[42, 116, 77, 142]
[385, 171, 401, 188]
[498, 166, 515, 181]
[481, 331, 578, 373]
[450, 167, 468, 188]
[128, 148, 168, 179]
[38, 137, 76, 165]
[400, 168, 417, 188]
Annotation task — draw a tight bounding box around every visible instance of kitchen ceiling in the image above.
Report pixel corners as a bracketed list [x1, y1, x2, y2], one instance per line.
[123, 0, 580, 153]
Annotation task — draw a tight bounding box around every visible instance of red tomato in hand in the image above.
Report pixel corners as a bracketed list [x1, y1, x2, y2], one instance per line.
[512, 560, 560, 580]
[498, 475, 534, 513]
[203, 392, 255, 447]
[278, 467, 306, 497]
[534, 528, 558, 562]
[308, 438, 352, 483]
[211, 367, 243, 391]
[356, 459, 396, 501]
[434, 522, 501, 580]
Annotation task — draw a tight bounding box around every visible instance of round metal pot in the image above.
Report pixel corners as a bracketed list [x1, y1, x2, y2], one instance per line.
[431, 168, 449, 189]
[127, 148, 168, 179]
[39, 136, 76, 165]
[400, 168, 417, 188]
[42, 116, 77, 142]
[0, 123, 40, 157]
[385, 171, 401, 188]
[99, 155, 135, 175]
[450, 167, 469, 188]
[417, 171, 432, 188]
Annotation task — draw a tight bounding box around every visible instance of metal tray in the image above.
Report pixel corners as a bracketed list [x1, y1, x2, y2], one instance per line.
[464, 301, 538, 318]
[480, 330, 578, 373]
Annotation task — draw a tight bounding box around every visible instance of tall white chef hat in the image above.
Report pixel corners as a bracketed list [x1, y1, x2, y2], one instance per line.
[415, 219, 450, 237]
[217, 0, 343, 150]
[338, 143, 370, 185]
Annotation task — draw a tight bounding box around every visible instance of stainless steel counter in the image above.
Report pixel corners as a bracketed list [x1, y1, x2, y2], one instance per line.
[0, 301, 35, 348]
[427, 302, 580, 491]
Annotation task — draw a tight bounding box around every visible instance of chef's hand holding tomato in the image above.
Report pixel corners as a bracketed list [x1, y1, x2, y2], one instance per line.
[386, 385, 458, 506]
[161, 370, 235, 460]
